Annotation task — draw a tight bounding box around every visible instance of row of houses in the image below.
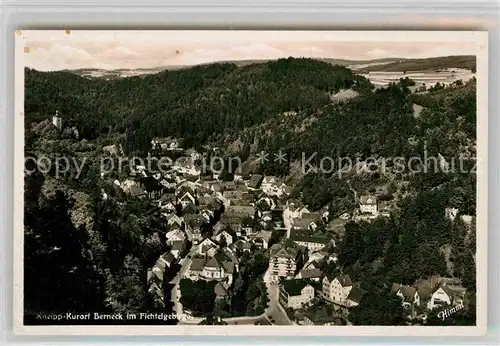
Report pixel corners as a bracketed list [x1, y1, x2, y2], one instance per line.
[278, 273, 364, 319]
[391, 275, 467, 311]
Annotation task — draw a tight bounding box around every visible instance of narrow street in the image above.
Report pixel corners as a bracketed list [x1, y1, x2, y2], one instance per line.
[170, 244, 199, 317]
[263, 269, 294, 325]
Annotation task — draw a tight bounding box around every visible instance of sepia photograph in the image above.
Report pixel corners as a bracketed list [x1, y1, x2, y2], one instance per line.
[13, 30, 487, 335]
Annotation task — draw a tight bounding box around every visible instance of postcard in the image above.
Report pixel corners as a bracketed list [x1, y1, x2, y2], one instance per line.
[13, 30, 487, 336]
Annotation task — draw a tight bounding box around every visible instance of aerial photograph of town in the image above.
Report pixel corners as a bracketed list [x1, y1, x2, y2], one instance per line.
[20, 30, 478, 328]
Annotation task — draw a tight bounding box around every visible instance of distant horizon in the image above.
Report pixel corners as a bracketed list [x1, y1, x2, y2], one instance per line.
[25, 54, 476, 73]
[19, 30, 480, 71]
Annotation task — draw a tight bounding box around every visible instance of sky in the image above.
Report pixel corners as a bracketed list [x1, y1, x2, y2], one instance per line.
[19, 30, 481, 71]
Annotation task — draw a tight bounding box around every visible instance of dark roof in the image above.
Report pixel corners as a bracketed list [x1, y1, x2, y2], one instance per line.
[289, 229, 330, 244]
[281, 279, 314, 296]
[214, 282, 228, 297]
[346, 286, 365, 304]
[171, 241, 185, 250]
[360, 195, 377, 205]
[337, 274, 353, 287]
[300, 212, 322, 222]
[303, 304, 343, 325]
[129, 185, 146, 197]
[161, 252, 175, 264]
[247, 174, 264, 189]
[270, 238, 304, 259]
[190, 258, 206, 271]
[300, 268, 322, 279]
[398, 285, 417, 302]
[234, 240, 252, 250]
[225, 205, 255, 217]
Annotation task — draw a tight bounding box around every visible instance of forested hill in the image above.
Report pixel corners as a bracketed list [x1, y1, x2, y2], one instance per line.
[25, 57, 372, 152]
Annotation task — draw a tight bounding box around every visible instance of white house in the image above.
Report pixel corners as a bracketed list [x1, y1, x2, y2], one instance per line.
[178, 191, 197, 208]
[214, 229, 234, 246]
[261, 176, 288, 197]
[166, 229, 186, 245]
[427, 284, 453, 310]
[391, 283, 421, 308]
[200, 253, 235, 286]
[198, 238, 218, 256]
[268, 239, 305, 282]
[283, 201, 310, 231]
[322, 274, 353, 304]
[160, 199, 177, 213]
[279, 279, 315, 310]
[165, 214, 184, 228]
[359, 195, 378, 215]
[445, 207, 459, 221]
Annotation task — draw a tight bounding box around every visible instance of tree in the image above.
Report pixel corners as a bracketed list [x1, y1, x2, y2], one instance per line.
[104, 255, 146, 314]
[349, 290, 405, 325]
[179, 279, 216, 317]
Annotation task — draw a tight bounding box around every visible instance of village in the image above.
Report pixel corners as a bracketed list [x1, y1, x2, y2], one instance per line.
[97, 135, 471, 326]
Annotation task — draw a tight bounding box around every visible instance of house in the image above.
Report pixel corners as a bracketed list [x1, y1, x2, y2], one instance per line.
[302, 252, 326, 271]
[251, 230, 272, 249]
[232, 239, 252, 253]
[283, 201, 310, 230]
[188, 257, 206, 280]
[170, 240, 186, 259]
[279, 279, 315, 310]
[322, 274, 353, 305]
[427, 284, 454, 310]
[246, 174, 264, 190]
[225, 205, 256, 219]
[391, 283, 421, 308]
[261, 176, 285, 196]
[268, 238, 306, 282]
[359, 195, 378, 214]
[216, 216, 244, 237]
[346, 286, 365, 307]
[165, 214, 184, 229]
[257, 196, 276, 211]
[296, 268, 323, 282]
[220, 190, 246, 207]
[198, 238, 218, 256]
[178, 191, 197, 208]
[151, 137, 182, 151]
[413, 275, 466, 310]
[445, 207, 459, 221]
[184, 214, 205, 244]
[146, 252, 176, 307]
[291, 212, 322, 231]
[166, 229, 186, 245]
[214, 228, 234, 246]
[200, 253, 236, 286]
[289, 229, 331, 253]
[149, 252, 176, 282]
[159, 197, 177, 212]
[302, 304, 344, 326]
